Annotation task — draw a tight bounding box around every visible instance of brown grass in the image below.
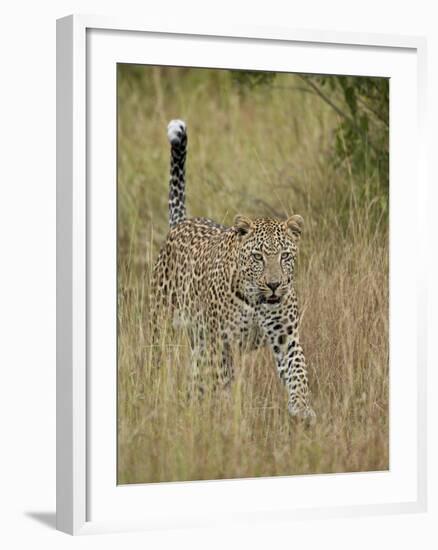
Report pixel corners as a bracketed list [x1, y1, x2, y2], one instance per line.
[117, 65, 389, 484]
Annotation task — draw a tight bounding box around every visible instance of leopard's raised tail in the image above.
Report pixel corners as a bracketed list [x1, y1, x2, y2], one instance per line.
[167, 119, 187, 228]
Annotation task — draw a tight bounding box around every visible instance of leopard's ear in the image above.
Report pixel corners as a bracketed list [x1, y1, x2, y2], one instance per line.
[234, 215, 254, 237]
[285, 214, 304, 241]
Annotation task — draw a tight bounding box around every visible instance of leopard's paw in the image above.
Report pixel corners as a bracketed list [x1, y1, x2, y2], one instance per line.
[288, 403, 317, 426]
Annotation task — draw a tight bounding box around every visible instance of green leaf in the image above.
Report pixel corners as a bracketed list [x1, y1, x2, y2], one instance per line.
[344, 86, 357, 115]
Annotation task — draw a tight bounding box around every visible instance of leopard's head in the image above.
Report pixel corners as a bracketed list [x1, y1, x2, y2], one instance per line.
[233, 215, 303, 305]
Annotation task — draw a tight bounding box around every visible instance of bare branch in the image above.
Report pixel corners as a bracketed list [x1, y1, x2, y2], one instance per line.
[297, 75, 380, 155]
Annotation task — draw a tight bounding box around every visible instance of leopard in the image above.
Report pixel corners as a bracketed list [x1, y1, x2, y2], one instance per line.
[152, 119, 316, 421]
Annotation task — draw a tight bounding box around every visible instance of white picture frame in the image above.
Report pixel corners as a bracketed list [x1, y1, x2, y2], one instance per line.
[56, 14, 428, 535]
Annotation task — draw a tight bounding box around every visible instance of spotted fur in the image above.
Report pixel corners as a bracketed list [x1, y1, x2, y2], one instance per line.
[153, 120, 316, 421]
[167, 119, 187, 228]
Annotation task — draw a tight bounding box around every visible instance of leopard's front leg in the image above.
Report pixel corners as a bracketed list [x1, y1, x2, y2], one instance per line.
[259, 303, 316, 422]
[277, 338, 316, 421]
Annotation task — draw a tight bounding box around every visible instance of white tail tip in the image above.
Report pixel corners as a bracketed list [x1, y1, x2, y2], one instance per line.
[167, 119, 186, 145]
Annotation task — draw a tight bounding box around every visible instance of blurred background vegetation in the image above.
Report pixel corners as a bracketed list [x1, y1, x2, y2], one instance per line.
[232, 70, 389, 189]
[117, 65, 389, 484]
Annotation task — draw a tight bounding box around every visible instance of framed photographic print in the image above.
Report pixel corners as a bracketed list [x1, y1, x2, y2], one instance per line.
[56, 15, 427, 535]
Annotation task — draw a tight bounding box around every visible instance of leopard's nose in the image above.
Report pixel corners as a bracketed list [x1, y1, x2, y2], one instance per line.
[267, 281, 280, 292]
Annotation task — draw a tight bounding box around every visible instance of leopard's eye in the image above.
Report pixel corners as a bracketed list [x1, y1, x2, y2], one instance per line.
[252, 252, 263, 261]
[281, 252, 291, 260]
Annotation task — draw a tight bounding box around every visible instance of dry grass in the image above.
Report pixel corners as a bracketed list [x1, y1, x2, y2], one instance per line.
[117, 65, 389, 484]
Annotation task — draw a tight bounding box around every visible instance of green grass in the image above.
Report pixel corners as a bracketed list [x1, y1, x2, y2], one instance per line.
[117, 65, 389, 484]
